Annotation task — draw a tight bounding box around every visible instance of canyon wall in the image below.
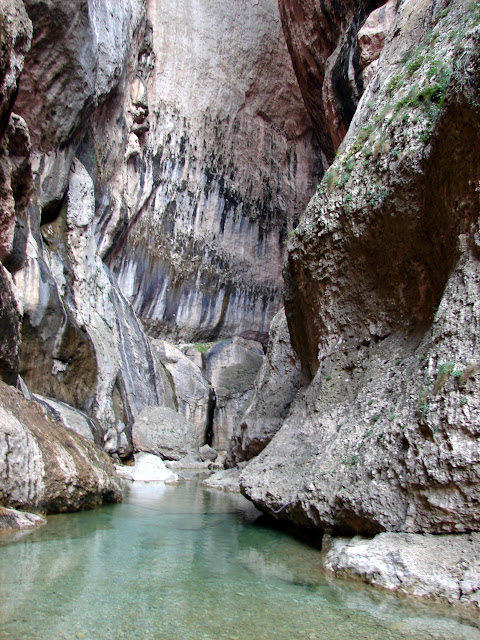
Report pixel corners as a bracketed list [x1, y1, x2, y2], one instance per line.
[241, 0, 480, 536]
[0, 0, 318, 453]
[96, 0, 321, 345]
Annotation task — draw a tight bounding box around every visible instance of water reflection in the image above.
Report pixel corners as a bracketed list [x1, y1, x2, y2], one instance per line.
[0, 480, 479, 640]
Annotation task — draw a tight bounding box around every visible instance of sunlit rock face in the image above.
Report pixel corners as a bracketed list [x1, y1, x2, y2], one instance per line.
[98, 0, 321, 345]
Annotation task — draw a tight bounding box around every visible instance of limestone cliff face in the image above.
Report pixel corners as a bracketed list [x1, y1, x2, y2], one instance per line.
[94, 0, 321, 345]
[1, 0, 169, 453]
[0, 0, 32, 386]
[0, 0, 318, 454]
[242, 0, 480, 535]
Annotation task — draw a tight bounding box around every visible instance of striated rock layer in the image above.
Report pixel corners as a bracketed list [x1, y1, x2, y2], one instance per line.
[241, 0, 480, 535]
[0, 0, 320, 455]
[0, 381, 122, 513]
[98, 0, 321, 345]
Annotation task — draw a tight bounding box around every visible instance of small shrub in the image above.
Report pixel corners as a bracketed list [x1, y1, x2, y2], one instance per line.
[433, 362, 455, 393]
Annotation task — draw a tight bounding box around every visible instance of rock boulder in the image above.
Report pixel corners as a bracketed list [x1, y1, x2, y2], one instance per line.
[132, 406, 200, 461]
[227, 309, 301, 466]
[0, 380, 122, 513]
[204, 338, 264, 451]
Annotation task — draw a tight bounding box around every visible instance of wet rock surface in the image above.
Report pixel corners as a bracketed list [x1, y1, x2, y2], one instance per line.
[324, 532, 480, 609]
[0, 505, 46, 532]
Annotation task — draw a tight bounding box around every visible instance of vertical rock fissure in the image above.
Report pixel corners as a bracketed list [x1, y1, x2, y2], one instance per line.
[205, 388, 216, 447]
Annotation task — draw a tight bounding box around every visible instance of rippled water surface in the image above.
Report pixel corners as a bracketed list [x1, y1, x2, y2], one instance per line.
[1, 480, 479, 640]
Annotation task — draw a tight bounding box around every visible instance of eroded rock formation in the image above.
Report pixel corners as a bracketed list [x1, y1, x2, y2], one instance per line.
[0, 381, 121, 512]
[0, 0, 320, 459]
[226, 309, 301, 466]
[241, 0, 480, 536]
[98, 0, 321, 345]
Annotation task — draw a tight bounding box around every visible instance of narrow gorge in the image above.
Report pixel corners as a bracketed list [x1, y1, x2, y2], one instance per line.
[1, 0, 480, 630]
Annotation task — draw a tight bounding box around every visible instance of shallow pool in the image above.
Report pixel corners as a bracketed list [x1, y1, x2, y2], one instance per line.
[1, 480, 479, 640]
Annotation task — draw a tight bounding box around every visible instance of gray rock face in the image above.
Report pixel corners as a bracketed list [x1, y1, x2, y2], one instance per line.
[0, 0, 32, 133]
[15, 0, 144, 150]
[132, 406, 199, 461]
[0, 380, 122, 513]
[153, 340, 211, 445]
[204, 338, 264, 451]
[15, 158, 170, 452]
[241, 0, 480, 535]
[226, 309, 301, 466]
[324, 532, 480, 608]
[0, 266, 21, 385]
[100, 0, 320, 345]
[0, 3, 32, 386]
[33, 393, 100, 444]
[0, 0, 317, 463]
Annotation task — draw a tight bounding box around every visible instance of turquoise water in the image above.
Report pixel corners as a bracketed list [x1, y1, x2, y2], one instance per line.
[1, 480, 479, 640]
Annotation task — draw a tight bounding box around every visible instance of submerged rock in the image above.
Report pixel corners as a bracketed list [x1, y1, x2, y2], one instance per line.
[324, 532, 480, 609]
[0, 506, 46, 532]
[202, 469, 241, 494]
[0, 380, 122, 513]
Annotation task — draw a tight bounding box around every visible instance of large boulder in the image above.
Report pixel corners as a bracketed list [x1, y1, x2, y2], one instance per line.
[152, 340, 211, 445]
[0, 380, 122, 513]
[226, 309, 301, 466]
[242, 0, 480, 535]
[0, 506, 46, 532]
[204, 338, 264, 451]
[324, 532, 480, 608]
[132, 406, 200, 461]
